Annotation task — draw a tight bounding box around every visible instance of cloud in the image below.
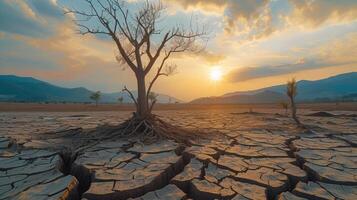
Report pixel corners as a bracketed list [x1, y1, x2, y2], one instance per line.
[287, 0, 357, 28]
[11, 0, 38, 19]
[0, 14, 138, 91]
[167, 0, 357, 41]
[171, 50, 226, 65]
[165, 0, 226, 13]
[227, 59, 337, 82]
[166, 0, 274, 39]
[15, 20, 116, 70]
[227, 32, 357, 82]
[0, 0, 123, 82]
[0, 0, 120, 84]
[198, 50, 226, 65]
[0, 1, 50, 37]
[28, 0, 64, 19]
[0, 0, 65, 38]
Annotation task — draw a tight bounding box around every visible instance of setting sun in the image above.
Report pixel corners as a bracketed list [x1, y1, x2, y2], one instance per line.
[210, 68, 222, 81]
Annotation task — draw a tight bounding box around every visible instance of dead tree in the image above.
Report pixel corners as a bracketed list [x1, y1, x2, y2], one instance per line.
[66, 0, 206, 119]
[280, 101, 288, 116]
[66, 0, 208, 143]
[287, 78, 300, 124]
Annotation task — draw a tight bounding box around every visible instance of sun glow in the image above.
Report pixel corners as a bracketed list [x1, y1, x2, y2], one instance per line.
[210, 67, 223, 81]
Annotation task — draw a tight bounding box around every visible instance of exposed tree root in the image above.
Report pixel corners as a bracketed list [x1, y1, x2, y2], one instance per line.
[101, 114, 213, 145]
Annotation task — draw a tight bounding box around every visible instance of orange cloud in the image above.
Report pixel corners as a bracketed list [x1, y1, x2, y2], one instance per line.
[287, 0, 357, 28]
[6, 16, 136, 89]
[226, 32, 357, 82]
[166, 0, 226, 13]
[166, 0, 274, 39]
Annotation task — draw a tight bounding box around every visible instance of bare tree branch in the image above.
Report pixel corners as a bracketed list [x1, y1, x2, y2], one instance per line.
[148, 91, 159, 112]
[149, 99, 156, 113]
[122, 86, 137, 106]
[66, 0, 209, 117]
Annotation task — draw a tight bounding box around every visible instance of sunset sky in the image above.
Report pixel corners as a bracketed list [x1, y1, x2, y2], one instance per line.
[0, 0, 356, 101]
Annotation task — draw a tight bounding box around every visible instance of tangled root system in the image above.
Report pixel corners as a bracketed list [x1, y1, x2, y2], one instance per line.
[101, 114, 210, 145]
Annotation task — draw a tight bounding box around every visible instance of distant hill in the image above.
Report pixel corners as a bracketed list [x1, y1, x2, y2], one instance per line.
[191, 90, 287, 104]
[0, 75, 182, 103]
[191, 72, 357, 104]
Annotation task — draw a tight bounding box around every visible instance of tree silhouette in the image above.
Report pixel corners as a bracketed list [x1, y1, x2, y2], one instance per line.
[66, 0, 207, 143]
[280, 101, 288, 116]
[66, 0, 206, 118]
[118, 96, 124, 104]
[90, 91, 101, 106]
[286, 79, 300, 124]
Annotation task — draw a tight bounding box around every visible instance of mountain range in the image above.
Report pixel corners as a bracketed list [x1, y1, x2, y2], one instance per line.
[0, 72, 356, 104]
[190, 72, 357, 104]
[0, 75, 181, 103]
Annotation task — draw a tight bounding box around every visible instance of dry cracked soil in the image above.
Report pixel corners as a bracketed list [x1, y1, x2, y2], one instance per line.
[0, 109, 356, 200]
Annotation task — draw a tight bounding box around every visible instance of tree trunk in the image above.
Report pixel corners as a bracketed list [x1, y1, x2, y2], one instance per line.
[136, 72, 149, 118]
[290, 97, 299, 124]
[291, 99, 296, 119]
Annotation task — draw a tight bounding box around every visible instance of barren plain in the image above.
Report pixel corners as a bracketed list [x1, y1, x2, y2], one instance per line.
[0, 103, 356, 199]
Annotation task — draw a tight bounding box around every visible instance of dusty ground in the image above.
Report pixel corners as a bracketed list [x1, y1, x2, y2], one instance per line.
[1, 102, 357, 112]
[0, 106, 356, 199]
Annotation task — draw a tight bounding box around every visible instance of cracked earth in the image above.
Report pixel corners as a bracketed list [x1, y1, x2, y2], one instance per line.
[0, 109, 356, 200]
